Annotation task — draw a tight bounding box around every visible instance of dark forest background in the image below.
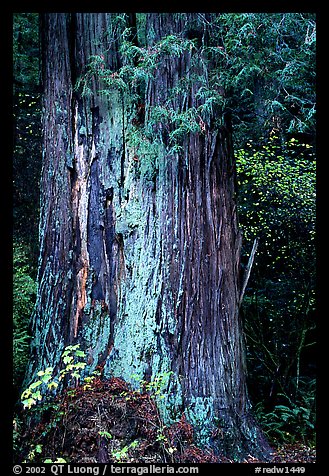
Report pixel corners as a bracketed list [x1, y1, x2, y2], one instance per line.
[13, 12, 316, 454]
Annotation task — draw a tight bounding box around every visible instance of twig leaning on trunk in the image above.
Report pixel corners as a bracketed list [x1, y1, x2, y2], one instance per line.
[239, 237, 259, 308]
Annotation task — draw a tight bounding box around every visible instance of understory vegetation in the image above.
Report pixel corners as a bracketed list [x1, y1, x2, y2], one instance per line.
[13, 243, 37, 395]
[13, 12, 316, 462]
[14, 346, 315, 463]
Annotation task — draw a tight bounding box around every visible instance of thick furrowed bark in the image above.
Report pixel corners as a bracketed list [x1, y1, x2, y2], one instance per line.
[26, 12, 272, 461]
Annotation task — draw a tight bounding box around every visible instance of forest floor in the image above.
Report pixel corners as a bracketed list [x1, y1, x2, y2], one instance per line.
[18, 376, 316, 464]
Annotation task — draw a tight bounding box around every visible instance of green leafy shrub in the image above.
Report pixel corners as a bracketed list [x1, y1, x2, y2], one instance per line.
[236, 136, 316, 409]
[44, 458, 67, 463]
[112, 440, 139, 462]
[17, 345, 88, 462]
[129, 370, 173, 400]
[21, 344, 87, 410]
[13, 242, 37, 390]
[255, 378, 315, 444]
[236, 135, 315, 246]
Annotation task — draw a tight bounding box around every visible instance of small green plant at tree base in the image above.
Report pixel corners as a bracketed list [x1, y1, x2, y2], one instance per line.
[20, 344, 87, 409]
[99, 430, 113, 440]
[129, 370, 173, 400]
[59, 344, 87, 384]
[112, 440, 139, 462]
[21, 367, 54, 409]
[156, 428, 168, 444]
[44, 458, 67, 463]
[20, 344, 90, 464]
[23, 444, 43, 462]
[82, 369, 102, 391]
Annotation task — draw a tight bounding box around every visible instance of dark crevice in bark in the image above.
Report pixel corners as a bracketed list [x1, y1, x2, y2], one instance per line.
[67, 14, 78, 89]
[88, 159, 104, 301]
[120, 95, 126, 198]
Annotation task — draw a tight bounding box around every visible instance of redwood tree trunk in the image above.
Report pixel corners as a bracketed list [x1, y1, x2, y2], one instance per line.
[26, 12, 272, 461]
